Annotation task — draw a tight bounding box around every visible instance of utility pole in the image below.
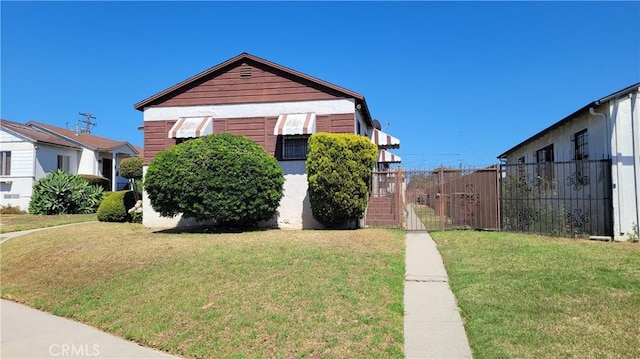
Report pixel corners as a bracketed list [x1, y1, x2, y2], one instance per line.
[78, 112, 97, 134]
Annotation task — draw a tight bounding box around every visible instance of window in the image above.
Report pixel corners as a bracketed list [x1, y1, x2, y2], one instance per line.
[282, 135, 309, 160]
[1, 151, 10, 176]
[574, 129, 588, 160]
[57, 155, 70, 172]
[573, 129, 589, 176]
[536, 144, 554, 184]
[536, 145, 554, 163]
[175, 137, 194, 145]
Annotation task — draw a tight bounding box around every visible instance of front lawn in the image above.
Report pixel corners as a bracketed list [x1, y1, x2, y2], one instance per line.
[1, 223, 404, 358]
[0, 213, 97, 233]
[431, 230, 640, 358]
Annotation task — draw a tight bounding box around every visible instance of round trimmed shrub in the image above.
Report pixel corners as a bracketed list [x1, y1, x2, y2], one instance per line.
[30, 170, 105, 215]
[306, 133, 378, 229]
[96, 190, 136, 222]
[144, 133, 284, 226]
[119, 157, 143, 180]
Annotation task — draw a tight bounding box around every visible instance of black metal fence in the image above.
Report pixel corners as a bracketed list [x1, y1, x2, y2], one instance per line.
[500, 159, 612, 237]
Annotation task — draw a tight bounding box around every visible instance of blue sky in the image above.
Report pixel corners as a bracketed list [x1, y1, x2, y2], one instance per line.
[2, 1, 639, 168]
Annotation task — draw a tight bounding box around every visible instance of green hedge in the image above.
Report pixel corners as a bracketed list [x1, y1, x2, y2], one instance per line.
[97, 190, 136, 222]
[306, 133, 378, 229]
[119, 157, 143, 180]
[144, 133, 284, 226]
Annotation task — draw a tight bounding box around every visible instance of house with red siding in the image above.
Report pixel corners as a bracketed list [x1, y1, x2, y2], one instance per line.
[134, 53, 401, 229]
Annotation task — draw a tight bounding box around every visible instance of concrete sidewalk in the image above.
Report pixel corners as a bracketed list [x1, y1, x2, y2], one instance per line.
[1, 223, 178, 358]
[0, 300, 178, 358]
[404, 232, 473, 358]
[0, 222, 98, 244]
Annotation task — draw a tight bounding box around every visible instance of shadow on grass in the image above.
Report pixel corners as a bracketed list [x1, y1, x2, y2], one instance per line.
[153, 225, 271, 235]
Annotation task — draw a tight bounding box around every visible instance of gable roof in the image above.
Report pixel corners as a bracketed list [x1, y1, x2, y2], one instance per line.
[0, 119, 80, 149]
[497, 82, 640, 159]
[134, 52, 374, 124]
[27, 121, 140, 154]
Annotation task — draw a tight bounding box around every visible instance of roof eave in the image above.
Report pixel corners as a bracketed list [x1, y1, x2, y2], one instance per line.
[134, 52, 370, 117]
[497, 82, 640, 159]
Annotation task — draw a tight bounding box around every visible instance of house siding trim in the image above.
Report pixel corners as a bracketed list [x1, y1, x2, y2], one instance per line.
[142, 99, 356, 122]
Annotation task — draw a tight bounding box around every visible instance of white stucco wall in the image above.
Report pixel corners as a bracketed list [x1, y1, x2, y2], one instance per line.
[608, 93, 640, 239]
[142, 99, 356, 122]
[276, 161, 322, 229]
[78, 148, 98, 175]
[36, 145, 79, 176]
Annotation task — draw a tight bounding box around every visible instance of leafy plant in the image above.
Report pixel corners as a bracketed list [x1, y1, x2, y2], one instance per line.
[306, 133, 378, 229]
[29, 170, 104, 215]
[97, 190, 136, 222]
[119, 157, 143, 180]
[119, 157, 143, 201]
[144, 133, 284, 226]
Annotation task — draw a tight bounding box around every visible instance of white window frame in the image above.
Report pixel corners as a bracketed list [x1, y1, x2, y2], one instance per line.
[1, 151, 10, 176]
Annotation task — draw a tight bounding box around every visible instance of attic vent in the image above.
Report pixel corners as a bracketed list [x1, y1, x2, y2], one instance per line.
[240, 66, 252, 79]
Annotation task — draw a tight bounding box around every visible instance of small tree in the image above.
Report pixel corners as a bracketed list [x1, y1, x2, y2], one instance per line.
[119, 156, 143, 200]
[144, 133, 284, 226]
[30, 170, 104, 215]
[306, 133, 378, 229]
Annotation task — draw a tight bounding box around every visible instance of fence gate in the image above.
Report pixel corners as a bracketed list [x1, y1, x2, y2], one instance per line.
[404, 167, 500, 231]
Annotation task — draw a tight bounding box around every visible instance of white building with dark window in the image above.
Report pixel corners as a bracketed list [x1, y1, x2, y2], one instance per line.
[498, 83, 640, 240]
[0, 119, 140, 210]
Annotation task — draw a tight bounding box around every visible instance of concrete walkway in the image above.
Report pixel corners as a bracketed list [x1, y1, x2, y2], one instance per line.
[1, 223, 179, 358]
[1, 300, 178, 358]
[404, 230, 473, 357]
[0, 222, 99, 244]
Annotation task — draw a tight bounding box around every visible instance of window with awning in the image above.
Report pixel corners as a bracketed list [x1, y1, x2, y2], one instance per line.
[274, 113, 316, 160]
[167, 117, 213, 138]
[273, 113, 316, 136]
[378, 149, 402, 163]
[369, 129, 400, 149]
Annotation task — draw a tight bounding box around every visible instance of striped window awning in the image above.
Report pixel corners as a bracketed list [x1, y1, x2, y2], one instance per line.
[168, 117, 213, 138]
[369, 129, 400, 149]
[378, 149, 402, 163]
[274, 113, 316, 136]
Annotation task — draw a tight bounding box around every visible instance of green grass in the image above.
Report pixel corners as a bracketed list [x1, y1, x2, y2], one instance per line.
[1, 223, 404, 358]
[430, 230, 640, 358]
[412, 204, 452, 231]
[0, 213, 97, 233]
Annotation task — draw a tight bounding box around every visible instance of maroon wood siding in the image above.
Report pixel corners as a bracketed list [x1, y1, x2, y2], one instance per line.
[144, 113, 356, 164]
[143, 120, 176, 164]
[316, 113, 355, 133]
[152, 63, 341, 107]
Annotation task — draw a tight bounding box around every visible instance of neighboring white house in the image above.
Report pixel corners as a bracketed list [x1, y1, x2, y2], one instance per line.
[0, 119, 141, 210]
[498, 82, 640, 240]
